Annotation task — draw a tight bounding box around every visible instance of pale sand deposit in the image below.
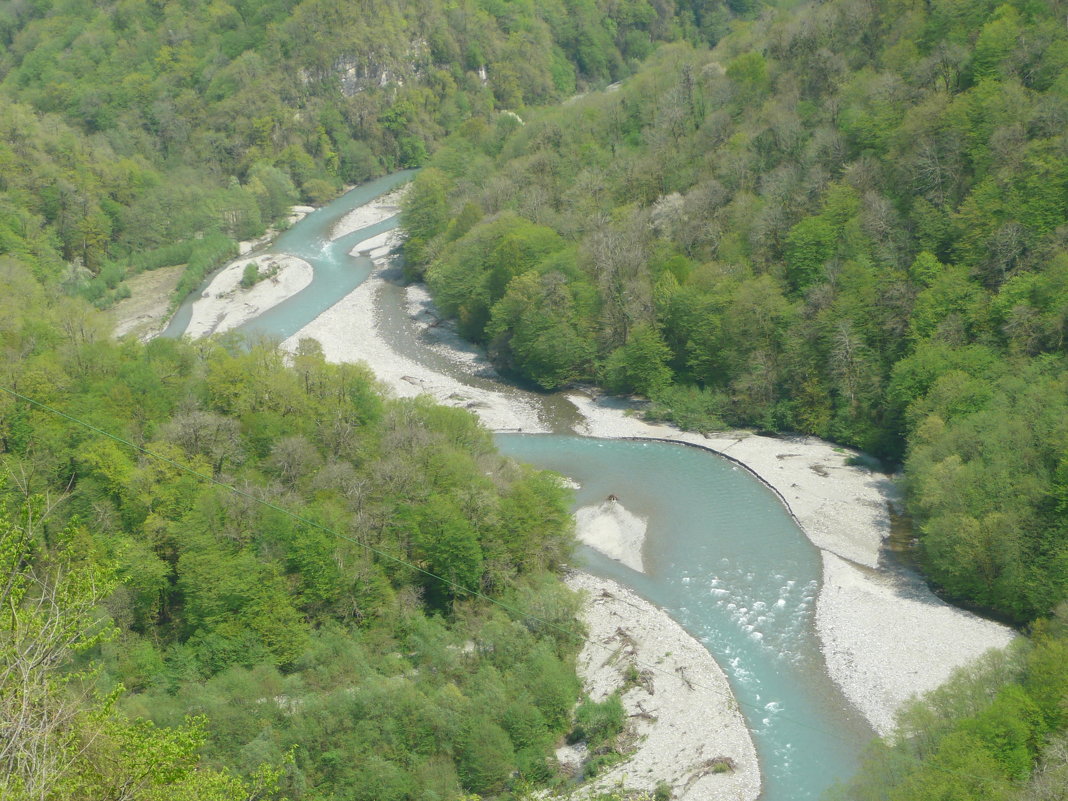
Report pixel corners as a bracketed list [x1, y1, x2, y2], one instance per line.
[348, 229, 404, 260]
[185, 254, 312, 339]
[279, 259, 548, 433]
[331, 185, 408, 240]
[817, 553, 1015, 735]
[564, 571, 760, 801]
[112, 264, 185, 340]
[574, 499, 647, 573]
[566, 392, 1017, 736]
[405, 285, 503, 377]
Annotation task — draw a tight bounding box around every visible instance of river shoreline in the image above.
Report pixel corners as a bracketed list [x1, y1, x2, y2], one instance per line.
[307, 252, 1015, 735]
[566, 394, 1017, 737]
[279, 256, 549, 433]
[564, 571, 760, 801]
[279, 253, 767, 795]
[277, 238, 1014, 779]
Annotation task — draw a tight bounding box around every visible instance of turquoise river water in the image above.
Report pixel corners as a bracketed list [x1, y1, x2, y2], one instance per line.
[165, 174, 874, 799]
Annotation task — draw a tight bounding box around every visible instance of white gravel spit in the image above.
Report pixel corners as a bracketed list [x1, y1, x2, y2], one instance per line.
[574, 499, 647, 573]
[185, 254, 312, 338]
[331, 185, 408, 240]
[279, 259, 549, 433]
[348, 229, 403, 260]
[816, 553, 1016, 735]
[565, 571, 760, 801]
[405, 285, 503, 376]
[565, 392, 1017, 736]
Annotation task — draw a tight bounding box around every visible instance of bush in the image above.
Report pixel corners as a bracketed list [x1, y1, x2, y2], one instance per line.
[240, 262, 261, 289]
[569, 693, 625, 749]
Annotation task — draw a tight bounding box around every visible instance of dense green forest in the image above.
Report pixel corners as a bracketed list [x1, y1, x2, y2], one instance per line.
[0, 0, 736, 307]
[401, 0, 1068, 626]
[3, 0, 1068, 797]
[0, 286, 591, 799]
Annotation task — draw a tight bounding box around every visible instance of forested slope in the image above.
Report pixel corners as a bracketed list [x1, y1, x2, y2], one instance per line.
[0, 2, 760, 798]
[4, 0, 1068, 797]
[0, 0, 734, 307]
[402, 0, 1068, 625]
[0, 274, 591, 799]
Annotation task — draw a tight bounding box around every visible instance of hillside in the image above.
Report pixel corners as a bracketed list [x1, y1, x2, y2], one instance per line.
[402, 0, 1068, 625]
[3, 0, 1068, 798]
[0, 0, 730, 305]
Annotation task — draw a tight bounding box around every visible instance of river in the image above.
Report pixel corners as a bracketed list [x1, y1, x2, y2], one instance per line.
[163, 173, 877, 800]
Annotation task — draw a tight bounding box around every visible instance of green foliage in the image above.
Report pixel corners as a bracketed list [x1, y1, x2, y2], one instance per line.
[0, 0, 713, 310]
[0, 495, 282, 801]
[0, 277, 585, 799]
[407, 0, 1068, 624]
[239, 262, 261, 289]
[426, 212, 568, 341]
[570, 693, 626, 749]
[457, 716, 517, 795]
[829, 618, 1068, 801]
[603, 324, 674, 396]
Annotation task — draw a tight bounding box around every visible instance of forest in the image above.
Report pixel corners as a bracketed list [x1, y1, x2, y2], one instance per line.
[0, 0, 728, 306]
[402, 0, 1068, 626]
[0, 301, 589, 799]
[2, 0, 1068, 798]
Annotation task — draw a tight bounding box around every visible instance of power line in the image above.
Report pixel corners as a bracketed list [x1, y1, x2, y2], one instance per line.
[0, 384, 1009, 787]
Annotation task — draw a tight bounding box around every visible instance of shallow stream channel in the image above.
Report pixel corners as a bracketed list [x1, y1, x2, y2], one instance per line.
[164, 174, 874, 800]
